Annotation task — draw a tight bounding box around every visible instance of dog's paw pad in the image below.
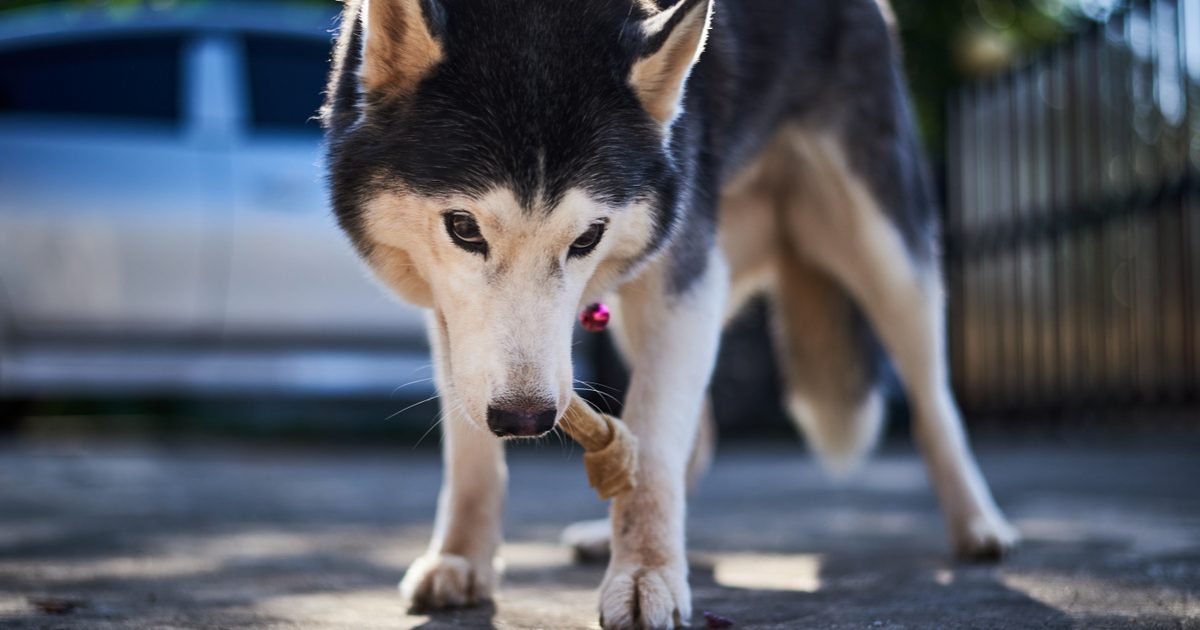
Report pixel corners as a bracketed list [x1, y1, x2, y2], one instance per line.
[562, 518, 611, 564]
[954, 513, 1019, 562]
[599, 563, 690, 629]
[399, 553, 496, 611]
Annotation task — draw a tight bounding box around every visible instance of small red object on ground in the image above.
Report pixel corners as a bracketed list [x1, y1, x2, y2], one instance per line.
[29, 597, 86, 615]
[579, 302, 611, 332]
[703, 611, 735, 628]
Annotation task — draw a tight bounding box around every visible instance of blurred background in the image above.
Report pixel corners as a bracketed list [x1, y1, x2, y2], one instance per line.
[0, 0, 1195, 444]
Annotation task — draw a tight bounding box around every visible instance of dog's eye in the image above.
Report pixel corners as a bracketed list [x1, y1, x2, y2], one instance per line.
[568, 222, 606, 258]
[444, 211, 487, 255]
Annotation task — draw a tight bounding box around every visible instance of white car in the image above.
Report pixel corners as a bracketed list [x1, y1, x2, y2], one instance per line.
[0, 4, 433, 396]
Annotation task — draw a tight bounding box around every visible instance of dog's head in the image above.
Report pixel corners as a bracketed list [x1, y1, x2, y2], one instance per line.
[323, 0, 712, 437]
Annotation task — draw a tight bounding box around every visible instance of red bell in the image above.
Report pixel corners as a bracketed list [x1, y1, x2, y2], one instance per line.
[579, 302, 610, 332]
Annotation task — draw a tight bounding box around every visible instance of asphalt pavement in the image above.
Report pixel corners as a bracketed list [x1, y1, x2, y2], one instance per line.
[1, 438, 1197, 628]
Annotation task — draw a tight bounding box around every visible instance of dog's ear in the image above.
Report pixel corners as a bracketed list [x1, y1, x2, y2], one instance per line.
[630, 0, 713, 127]
[359, 0, 445, 96]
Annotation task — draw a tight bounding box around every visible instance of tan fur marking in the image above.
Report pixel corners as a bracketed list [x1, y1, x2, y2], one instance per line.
[582, 200, 659, 304]
[369, 244, 433, 307]
[361, 191, 442, 306]
[717, 134, 789, 320]
[361, 0, 444, 95]
[771, 251, 885, 473]
[630, 0, 712, 126]
[719, 128, 887, 470]
[633, 0, 661, 20]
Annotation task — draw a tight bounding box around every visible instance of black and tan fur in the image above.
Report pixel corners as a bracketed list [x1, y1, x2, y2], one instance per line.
[323, 1, 1017, 627]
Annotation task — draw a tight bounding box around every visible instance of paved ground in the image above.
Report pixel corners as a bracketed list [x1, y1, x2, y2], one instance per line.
[0, 438, 1197, 629]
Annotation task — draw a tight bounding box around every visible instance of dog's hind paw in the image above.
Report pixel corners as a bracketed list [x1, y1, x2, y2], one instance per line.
[953, 513, 1020, 561]
[599, 562, 690, 629]
[399, 553, 498, 611]
[562, 518, 611, 563]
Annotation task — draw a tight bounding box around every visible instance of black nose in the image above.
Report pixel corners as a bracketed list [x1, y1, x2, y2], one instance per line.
[486, 402, 557, 437]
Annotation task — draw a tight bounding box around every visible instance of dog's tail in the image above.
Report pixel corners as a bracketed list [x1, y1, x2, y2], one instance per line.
[769, 249, 888, 477]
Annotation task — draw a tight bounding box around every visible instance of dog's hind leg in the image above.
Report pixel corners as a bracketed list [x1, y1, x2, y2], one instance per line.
[779, 127, 1017, 559]
[718, 126, 886, 475]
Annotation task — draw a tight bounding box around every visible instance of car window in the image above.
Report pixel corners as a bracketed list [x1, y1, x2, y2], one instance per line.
[244, 35, 329, 134]
[0, 36, 183, 124]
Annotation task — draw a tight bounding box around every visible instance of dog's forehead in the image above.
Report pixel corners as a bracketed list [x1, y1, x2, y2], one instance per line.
[366, 184, 607, 227]
[377, 185, 608, 228]
[440, 0, 644, 57]
[477, 186, 610, 224]
[366, 0, 668, 213]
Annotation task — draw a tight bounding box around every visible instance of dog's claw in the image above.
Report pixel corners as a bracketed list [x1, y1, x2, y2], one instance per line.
[399, 553, 496, 612]
[600, 562, 690, 629]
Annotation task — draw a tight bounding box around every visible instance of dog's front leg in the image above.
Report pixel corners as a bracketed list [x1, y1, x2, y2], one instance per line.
[599, 249, 728, 629]
[400, 319, 506, 610]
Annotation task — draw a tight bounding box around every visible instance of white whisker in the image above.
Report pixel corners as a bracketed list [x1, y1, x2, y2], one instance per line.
[386, 393, 440, 421]
[390, 376, 434, 398]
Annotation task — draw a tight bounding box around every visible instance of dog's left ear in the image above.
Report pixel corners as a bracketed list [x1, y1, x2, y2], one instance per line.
[629, 0, 714, 128]
[359, 0, 446, 96]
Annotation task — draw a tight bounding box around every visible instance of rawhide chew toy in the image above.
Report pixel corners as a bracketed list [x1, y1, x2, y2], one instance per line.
[562, 302, 637, 500]
[563, 393, 638, 500]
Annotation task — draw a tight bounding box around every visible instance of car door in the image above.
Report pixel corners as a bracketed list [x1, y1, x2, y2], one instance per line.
[0, 33, 223, 343]
[222, 32, 424, 344]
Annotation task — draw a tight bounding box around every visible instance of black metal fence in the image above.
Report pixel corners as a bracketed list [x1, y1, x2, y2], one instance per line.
[945, 0, 1200, 416]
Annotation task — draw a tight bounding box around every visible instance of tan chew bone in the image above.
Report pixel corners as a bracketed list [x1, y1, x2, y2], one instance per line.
[562, 395, 639, 500]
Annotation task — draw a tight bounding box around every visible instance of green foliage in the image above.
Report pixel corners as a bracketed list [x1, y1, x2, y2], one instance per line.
[891, 0, 1081, 157]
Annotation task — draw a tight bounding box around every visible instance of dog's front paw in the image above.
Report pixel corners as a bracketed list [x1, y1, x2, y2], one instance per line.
[399, 553, 497, 611]
[599, 562, 690, 629]
[952, 512, 1020, 561]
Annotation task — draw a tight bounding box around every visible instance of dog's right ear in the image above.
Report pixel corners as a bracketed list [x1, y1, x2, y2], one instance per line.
[629, 0, 713, 128]
[359, 0, 446, 96]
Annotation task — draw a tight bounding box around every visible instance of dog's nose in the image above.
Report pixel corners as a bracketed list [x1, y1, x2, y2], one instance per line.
[486, 402, 557, 437]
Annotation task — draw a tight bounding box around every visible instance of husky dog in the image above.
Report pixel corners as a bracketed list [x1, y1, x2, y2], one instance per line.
[323, 0, 1017, 626]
